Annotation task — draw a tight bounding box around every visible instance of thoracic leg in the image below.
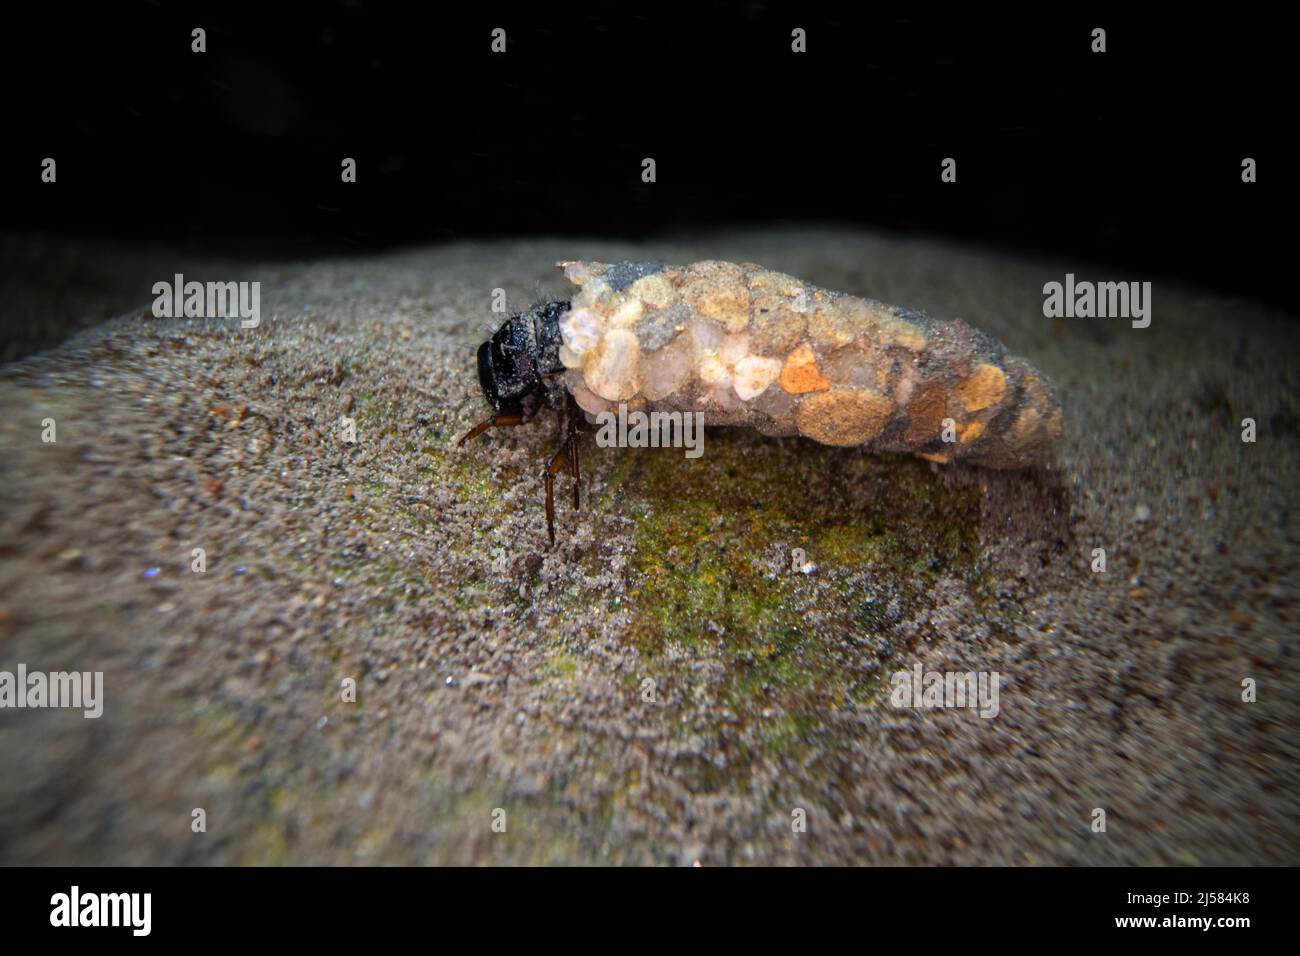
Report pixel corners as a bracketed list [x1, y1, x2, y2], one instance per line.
[569, 434, 580, 511]
[457, 413, 523, 446]
[544, 397, 585, 544]
[543, 440, 571, 546]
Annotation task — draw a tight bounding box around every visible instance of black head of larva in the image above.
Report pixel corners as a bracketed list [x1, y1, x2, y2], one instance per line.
[475, 299, 570, 412]
[461, 298, 581, 547]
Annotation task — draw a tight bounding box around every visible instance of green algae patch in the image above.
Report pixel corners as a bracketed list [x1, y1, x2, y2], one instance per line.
[617, 430, 987, 656]
[601, 429, 1000, 794]
[542, 646, 581, 682]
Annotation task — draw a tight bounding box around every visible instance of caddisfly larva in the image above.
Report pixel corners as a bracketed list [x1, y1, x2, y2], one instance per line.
[460, 260, 1063, 543]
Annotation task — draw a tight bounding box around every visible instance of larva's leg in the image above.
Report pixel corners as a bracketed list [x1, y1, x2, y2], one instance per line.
[457, 413, 523, 446]
[569, 435, 580, 511]
[563, 393, 582, 512]
[543, 440, 570, 546]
